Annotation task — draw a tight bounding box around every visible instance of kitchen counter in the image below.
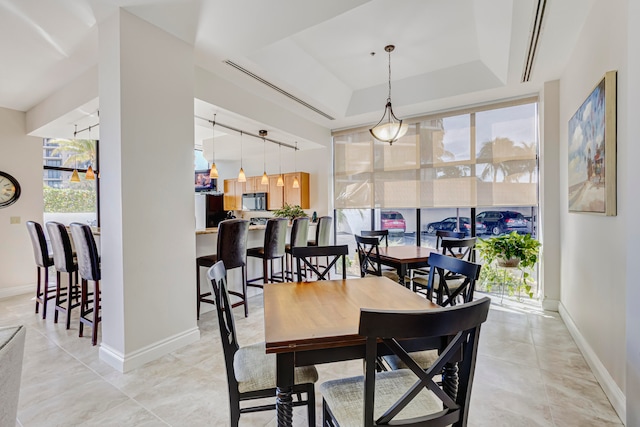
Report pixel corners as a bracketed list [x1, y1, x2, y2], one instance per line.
[195, 225, 266, 235]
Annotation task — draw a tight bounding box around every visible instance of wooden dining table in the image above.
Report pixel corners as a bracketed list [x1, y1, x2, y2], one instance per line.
[377, 245, 436, 286]
[264, 276, 444, 427]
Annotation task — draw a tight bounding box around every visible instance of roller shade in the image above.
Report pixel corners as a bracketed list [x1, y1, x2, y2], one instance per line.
[334, 101, 538, 209]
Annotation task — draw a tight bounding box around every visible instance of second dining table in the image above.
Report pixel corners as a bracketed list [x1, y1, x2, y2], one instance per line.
[264, 276, 449, 427]
[377, 244, 436, 286]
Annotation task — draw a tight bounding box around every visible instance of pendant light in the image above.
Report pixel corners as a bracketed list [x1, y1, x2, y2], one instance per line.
[85, 126, 95, 180]
[292, 142, 300, 188]
[369, 45, 408, 145]
[70, 154, 80, 182]
[70, 126, 81, 182]
[276, 144, 284, 187]
[237, 131, 246, 182]
[209, 114, 219, 179]
[260, 130, 269, 185]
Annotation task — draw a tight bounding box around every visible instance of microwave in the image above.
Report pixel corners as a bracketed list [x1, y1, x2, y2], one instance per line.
[242, 192, 268, 211]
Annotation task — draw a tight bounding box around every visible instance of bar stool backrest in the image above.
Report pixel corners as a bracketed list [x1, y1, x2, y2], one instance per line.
[26, 221, 52, 268]
[69, 223, 100, 281]
[290, 217, 310, 250]
[46, 222, 76, 273]
[316, 216, 332, 246]
[217, 219, 249, 270]
[263, 218, 287, 258]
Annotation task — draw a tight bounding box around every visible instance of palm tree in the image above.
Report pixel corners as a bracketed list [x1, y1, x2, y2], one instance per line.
[477, 137, 515, 182]
[50, 139, 96, 168]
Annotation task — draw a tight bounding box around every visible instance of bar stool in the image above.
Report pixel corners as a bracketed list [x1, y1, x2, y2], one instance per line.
[307, 216, 332, 279]
[46, 222, 79, 329]
[196, 219, 249, 319]
[70, 223, 101, 345]
[284, 217, 309, 281]
[25, 221, 55, 319]
[247, 218, 287, 286]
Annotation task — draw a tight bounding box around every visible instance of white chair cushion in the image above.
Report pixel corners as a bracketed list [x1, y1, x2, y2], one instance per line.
[234, 342, 318, 393]
[320, 369, 443, 427]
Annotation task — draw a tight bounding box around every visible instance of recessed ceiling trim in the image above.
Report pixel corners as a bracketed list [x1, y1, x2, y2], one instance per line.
[521, 0, 547, 82]
[224, 60, 335, 120]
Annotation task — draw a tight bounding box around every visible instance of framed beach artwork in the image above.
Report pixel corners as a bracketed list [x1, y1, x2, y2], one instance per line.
[568, 70, 617, 215]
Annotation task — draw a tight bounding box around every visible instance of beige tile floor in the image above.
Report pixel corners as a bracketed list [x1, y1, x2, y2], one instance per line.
[0, 289, 623, 427]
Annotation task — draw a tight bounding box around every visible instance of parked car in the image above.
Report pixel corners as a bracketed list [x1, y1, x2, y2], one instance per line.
[380, 211, 406, 232]
[476, 210, 529, 235]
[424, 217, 487, 236]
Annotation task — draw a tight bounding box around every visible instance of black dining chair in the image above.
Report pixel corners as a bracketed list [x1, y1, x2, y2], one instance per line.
[207, 261, 318, 427]
[320, 297, 491, 427]
[46, 221, 80, 329]
[354, 234, 399, 283]
[291, 245, 348, 281]
[25, 221, 55, 319]
[69, 222, 101, 345]
[413, 252, 481, 307]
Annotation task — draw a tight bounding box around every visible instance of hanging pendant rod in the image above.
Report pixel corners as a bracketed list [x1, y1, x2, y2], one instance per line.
[73, 122, 99, 138]
[195, 115, 297, 150]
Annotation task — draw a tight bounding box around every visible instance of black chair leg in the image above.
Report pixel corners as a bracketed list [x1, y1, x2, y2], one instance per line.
[42, 267, 49, 319]
[54, 271, 61, 323]
[307, 383, 316, 427]
[91, 280, 100, 346]
[35, 267, 41, 314]
[66, 272, 73, 330]
[196, 264, 201, 320]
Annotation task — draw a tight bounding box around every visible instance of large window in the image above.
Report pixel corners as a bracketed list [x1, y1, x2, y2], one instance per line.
[42, 138, 99, 226]
[334, 98, 538, 246]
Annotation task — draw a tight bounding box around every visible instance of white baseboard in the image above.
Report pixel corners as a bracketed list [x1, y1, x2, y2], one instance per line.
[559, 303, 626, 424]
[99, 327, 200, 373]
[541, 297, 559, 311]
[0, 284, 33, 300]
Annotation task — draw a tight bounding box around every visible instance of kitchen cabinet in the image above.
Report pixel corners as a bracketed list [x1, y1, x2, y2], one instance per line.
[223, 179, 245, 210]
[245, 176, 269, 194]
[284, 172, 310, 209]
[267, 175, 284, 210]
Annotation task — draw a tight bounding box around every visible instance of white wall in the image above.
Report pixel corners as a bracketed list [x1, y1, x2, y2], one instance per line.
[626, 0, 640, 424]
[558, 0, 627, 419]
[0, 107, 43, 298]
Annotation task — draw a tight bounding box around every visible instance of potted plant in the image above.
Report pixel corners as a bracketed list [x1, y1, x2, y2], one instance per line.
[272, 203, 307, 223]
[476, 232, 541, 298]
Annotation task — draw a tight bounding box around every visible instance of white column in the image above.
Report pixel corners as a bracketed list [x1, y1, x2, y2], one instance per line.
[539, 80, 561, 311]
[98, 9, 198, 372]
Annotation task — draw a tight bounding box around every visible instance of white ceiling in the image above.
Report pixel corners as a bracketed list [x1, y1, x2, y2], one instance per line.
[0, 0, 594, 149]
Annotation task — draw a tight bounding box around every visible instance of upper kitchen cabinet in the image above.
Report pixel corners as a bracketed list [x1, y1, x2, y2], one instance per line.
[267, 175, 284, 210]
[223, 179, 245, 210]
[284, 172, 310, 209]
[245, 176, 269, 194]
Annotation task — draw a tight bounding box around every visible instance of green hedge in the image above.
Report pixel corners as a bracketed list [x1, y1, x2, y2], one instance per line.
[44, 187, 96, 213]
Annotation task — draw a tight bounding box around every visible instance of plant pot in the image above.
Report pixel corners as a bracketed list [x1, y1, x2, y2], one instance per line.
[497, 257, 520, 268]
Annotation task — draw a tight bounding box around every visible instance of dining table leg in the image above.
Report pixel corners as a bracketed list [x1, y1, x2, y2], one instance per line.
[398, 265, 409, 288]
[276, 352, 295, 427]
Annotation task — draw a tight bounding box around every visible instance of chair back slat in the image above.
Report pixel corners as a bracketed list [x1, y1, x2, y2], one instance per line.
[426, 252, 481, 306]
[291, 245, 348, 281]
[69, 223, 100, 282]
[358, 297, 491, 426]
